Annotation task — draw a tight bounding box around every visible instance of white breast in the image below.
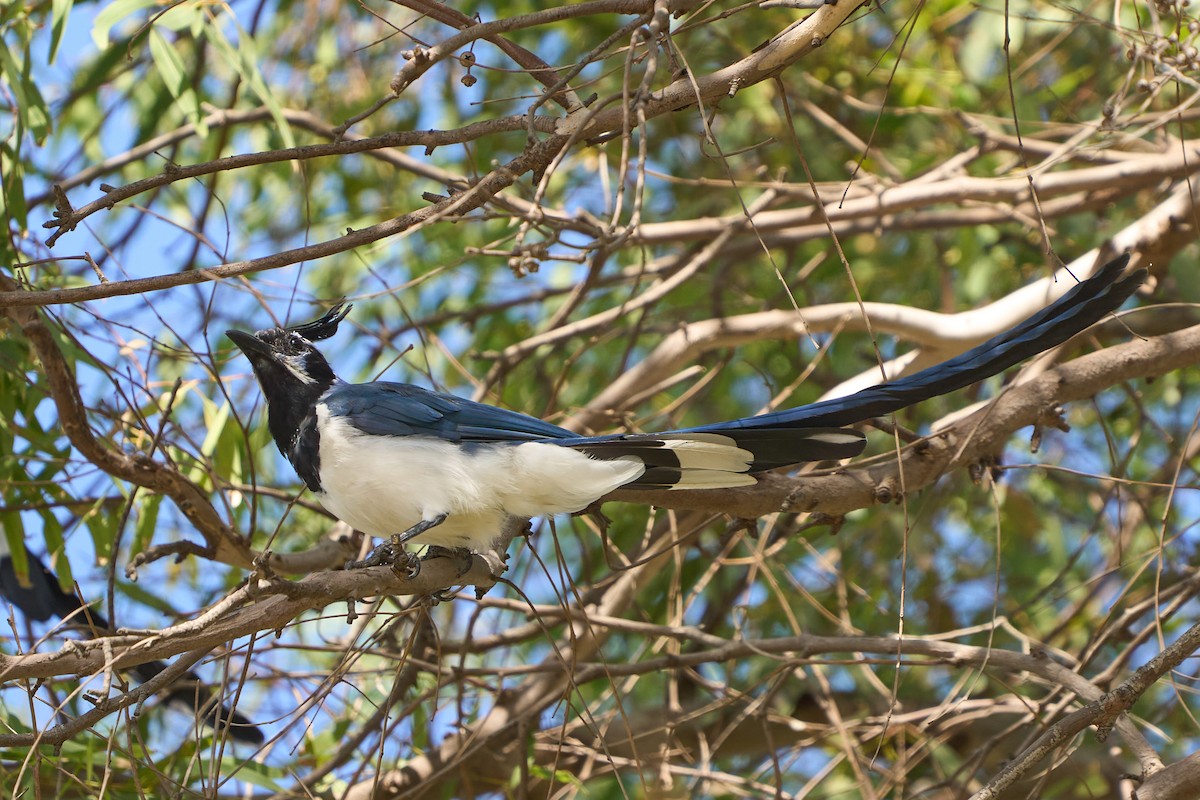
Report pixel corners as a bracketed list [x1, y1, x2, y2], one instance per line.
[312, 408, 644, 551]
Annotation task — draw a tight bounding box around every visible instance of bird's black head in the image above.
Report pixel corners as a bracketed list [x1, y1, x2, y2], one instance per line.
[227, 304, 351, 456]
[226, 304, 349, 393]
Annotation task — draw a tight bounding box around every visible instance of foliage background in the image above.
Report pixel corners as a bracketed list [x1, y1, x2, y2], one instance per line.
[1, 0, 1199, 797]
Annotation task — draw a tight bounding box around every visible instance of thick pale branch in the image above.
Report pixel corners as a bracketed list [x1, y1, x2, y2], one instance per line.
[572, 183, 1196, 431]
[0, 553, 500, 687]
[569, 275, 1106, 436]
[1136, 753, 1200, 800]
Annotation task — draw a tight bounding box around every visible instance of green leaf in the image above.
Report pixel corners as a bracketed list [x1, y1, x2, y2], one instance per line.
[48, 0, 73, 64]
[147, 28, 207, 136]
[1, 515, 31, 589]
[132, 493, 161, 556]
[208, 760, 286, 792]
[200, 397, 231, 460]
[203, 11, 294, 148]
[91, 0, 157, 49]
[40, 514, 71, 593]
[84, 495, 118, 557]
[0, 43, 50, 142]
[0, 146, 28, 229]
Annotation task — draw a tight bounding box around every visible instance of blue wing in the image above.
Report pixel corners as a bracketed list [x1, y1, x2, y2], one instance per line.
[321, 382, 575, 442]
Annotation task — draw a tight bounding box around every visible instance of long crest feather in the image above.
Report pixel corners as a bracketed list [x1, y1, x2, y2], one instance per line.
[286, 302, 352, 342]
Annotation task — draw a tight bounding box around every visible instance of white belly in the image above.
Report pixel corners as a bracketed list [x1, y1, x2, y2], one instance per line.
[313, 410, 644, 551]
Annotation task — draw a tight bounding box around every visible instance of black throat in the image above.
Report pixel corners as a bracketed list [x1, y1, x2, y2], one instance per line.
[253, 356, 335, 493]
[267, 388, 326, 492]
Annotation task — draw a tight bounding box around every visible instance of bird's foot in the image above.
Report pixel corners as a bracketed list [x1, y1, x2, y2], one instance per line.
[391, 546, 421, 579]
[345, 536, 420, 578]
[423, 545, 475, 578]
[345, 539, 398, 570]
[428, 588, 459, 603]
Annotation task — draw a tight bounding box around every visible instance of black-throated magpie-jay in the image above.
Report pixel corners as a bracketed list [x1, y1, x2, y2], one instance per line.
[227, 255, 1142, 562]
[0, 537, 263, 743]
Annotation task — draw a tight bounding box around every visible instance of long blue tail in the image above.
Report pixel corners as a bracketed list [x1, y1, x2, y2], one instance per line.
[688, 253, 1142, 433]
[569, 254, 1143, 484]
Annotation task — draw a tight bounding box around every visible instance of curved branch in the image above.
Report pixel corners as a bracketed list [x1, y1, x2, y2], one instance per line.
[573, 183, 1197, 431]
[38, 116, 559, 247]
[556, 1, 867, 139]
[0, 275, 253, 567]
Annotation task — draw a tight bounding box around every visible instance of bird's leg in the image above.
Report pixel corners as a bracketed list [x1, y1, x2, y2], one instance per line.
[394, 513, 449, 545]
[575, 500, 611, 533]
[345, 514, 450, 574]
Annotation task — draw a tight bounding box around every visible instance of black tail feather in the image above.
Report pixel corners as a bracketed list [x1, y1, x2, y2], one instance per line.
[565, 254, 1142, 488]
[686, 254, 1143, 433]
[0, 546, 263, 745]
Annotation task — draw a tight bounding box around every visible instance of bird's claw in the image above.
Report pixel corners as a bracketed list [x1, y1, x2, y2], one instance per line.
[429, 588, 458, 603]
[345, 539, 396, 570]
[423, 545, 475, 578]
[392, 548, 421, 579]
[346, 535, 420, 578]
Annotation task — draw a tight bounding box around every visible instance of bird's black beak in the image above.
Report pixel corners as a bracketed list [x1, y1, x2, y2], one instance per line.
[226, 329, 274, 360]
